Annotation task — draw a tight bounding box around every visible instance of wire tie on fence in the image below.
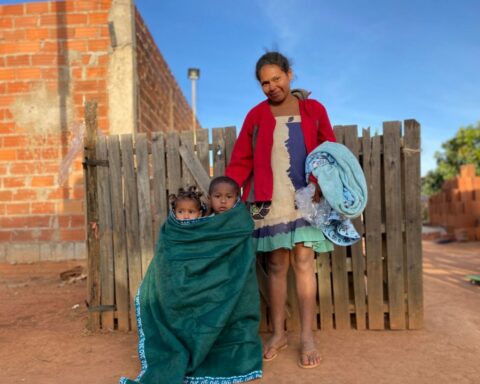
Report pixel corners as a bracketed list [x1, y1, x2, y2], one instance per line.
[90, 221, 99, 239]
[82, 159, 109, 168]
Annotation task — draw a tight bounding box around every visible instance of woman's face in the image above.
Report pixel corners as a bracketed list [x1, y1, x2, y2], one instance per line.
[258, 64, 292, 104]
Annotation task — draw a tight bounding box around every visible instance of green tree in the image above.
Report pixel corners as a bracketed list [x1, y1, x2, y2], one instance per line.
[422, 122, 480, 196]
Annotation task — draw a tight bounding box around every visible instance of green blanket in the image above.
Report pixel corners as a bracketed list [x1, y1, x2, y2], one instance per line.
[120, 202, 263, 384]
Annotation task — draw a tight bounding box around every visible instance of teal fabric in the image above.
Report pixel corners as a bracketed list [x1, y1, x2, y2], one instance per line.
[120, 203, 262, 384]
[306, 141, 368, 218]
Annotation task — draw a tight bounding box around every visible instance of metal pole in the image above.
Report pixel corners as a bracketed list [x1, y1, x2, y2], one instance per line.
[192, 78, 197, 146]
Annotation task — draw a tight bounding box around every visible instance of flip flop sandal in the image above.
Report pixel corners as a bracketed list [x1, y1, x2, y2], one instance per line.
[263, 343, 288, 362]
[297, 350, 322, 369]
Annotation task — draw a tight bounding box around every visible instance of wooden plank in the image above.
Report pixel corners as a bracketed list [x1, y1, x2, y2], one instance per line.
[136, 134, 154, 276]
[166, 132, 182, 195]
[95, 136, 115, 330]
[363, 130, 384, 330]
[383, 121, 406, 329]
[224, 126, 237, 166]
[343, 125, 367, 330]
[212, 127, 226, 177]
[403, 119, 423, 329]
[151, 132, 167, 243]
[317, 252, 333, 330]
[195, 128, 210, 176]
[107, 135, 130, 331]
[120, 134, 142, 331]
[180, 130, 195, 187]
[84, 101, 100, 330]
[329, 126, 350, 329]
[178, 144, 211, 195]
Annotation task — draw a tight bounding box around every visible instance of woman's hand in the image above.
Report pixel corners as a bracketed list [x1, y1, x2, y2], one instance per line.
[311, 182, 322, 203]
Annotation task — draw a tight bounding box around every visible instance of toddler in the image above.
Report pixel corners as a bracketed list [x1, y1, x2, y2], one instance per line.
[169, 186, 205, 220]
[208, 176, 240, 214]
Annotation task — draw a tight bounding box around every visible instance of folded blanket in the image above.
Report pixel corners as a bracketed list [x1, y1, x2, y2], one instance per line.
[305, 141, 368, 219]
[120, 203, 262, 384]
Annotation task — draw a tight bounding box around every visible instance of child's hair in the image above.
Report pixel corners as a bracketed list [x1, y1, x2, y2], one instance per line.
[169, 186, 205, 213]
[208, 176, 240, 197]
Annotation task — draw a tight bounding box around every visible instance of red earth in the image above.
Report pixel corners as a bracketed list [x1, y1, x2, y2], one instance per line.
[1, 240, 479, 384]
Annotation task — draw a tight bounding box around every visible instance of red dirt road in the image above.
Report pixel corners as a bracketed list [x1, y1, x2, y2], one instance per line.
[1, 241, 479, 384]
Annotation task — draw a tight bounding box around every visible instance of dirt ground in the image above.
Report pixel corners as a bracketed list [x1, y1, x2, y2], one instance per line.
[0, 240, 479, 384]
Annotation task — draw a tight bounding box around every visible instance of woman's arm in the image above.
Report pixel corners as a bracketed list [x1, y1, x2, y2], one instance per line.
[225, 111, 255, 189]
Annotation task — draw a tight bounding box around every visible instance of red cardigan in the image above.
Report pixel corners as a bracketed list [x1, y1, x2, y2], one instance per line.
[226, 98, 336, 201]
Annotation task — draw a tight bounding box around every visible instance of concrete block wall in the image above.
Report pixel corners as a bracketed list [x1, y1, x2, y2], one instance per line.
[0, 1, 195, 263]
[429, 164, 480, 241]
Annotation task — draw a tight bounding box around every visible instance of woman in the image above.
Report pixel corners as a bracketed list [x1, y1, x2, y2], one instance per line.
[226, 51, 335, 369]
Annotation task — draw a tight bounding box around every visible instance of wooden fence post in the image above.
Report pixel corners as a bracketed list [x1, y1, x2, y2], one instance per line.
[84, 101, 100, 330]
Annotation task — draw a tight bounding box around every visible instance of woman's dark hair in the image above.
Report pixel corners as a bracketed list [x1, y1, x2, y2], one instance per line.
[169, 186, 205, 212]
[208, 176, 240, 197]
[255, 51, 291, 81]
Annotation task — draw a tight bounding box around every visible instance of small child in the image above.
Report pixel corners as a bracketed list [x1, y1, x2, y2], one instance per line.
[169, 186, 205, 220]
[208, 176, 240, 214]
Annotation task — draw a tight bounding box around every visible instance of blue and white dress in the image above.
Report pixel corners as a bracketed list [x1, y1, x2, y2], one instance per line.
[252, 115, 333, 253]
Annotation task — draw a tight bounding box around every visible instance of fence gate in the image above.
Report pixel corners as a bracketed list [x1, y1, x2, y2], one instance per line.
[83, 106, 423, 332]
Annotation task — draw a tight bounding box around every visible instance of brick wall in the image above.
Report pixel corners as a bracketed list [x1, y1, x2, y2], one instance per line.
[0, 1, 197, 263]
[135, 9, 197, 134]
[429, 164, 480, 241]
[0, 0, 112, 262]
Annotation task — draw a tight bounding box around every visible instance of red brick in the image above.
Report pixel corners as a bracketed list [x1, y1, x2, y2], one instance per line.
[75, 80, 99, 92]
[61, 200, 83, 214]
[31, 175, 55, 187]
[6, 82, 31, 94]
[3, 177, 26, 188]
[37, 229, 56, 241]
[14, 16, 39, 28]
[25, 2, 50, 14]
[48, 187, 69, 200]
[6, 55, 31, 66]
[0, 149, 16, 161]
[70, 214, 86, 228]
[86, 67, 107, 79]
[0, 165, 7, 175]
[0, 18, 13, 28]
[0, 4, 25, 16]
[16, 67, 42, 80]
[6, 203, 30, 215]
[63, 40, 88, 52]
[60, 228, 85, 241]
[6, 41, 41, 54]
[42, 148, 60, 159]
[17, 149, 41, 161]
[0, 68, 15, 81]
[0, 231, 11, 241]
[2, 30, 26, 40]
[25, 28, 50, 40]
[0, 191, 13, 201]
[0, 215, 51, 228]
[50, 1, 76, 13]
[0, 95, 15, 107]
[88, 39, 109, 51]
[31, 202, 56, 214]
[88, 12, 109, 24]
[13, 189, 38, 201]
[11, 163, 36, 174]
[75, 27, 99, 38]
[40, 41, 59, 53]
[74, 0, 101, 11]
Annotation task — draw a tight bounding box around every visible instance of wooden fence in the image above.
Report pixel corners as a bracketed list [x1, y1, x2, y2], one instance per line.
[83, 107, 423, 332]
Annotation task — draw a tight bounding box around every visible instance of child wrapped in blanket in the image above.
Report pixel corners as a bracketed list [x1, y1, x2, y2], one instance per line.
[120, 176, 262, 384]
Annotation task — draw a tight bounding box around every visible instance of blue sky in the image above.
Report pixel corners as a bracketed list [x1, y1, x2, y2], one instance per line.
[3, 0, 480, 175]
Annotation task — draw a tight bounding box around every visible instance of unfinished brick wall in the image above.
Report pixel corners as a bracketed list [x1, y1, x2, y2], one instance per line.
[429, 164, 480, 241]
[0, 1, 195, 263]
[135, 9, 197, 134]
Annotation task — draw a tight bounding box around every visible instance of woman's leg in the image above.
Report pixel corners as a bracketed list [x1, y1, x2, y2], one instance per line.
[263, 248, 290, 359]
[291, 243, 321, 367]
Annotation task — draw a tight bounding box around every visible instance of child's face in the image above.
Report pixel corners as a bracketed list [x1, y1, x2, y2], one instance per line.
[210, 183, 237, 213]
[174, 199, 202, 220]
